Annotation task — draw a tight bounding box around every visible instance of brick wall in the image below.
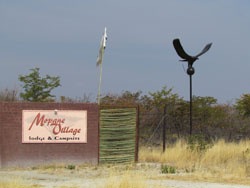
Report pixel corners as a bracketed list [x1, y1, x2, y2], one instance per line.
[0, 102, 99, 168]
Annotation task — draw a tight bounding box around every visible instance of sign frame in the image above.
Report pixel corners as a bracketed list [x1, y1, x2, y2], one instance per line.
[22, 110, 87, 144]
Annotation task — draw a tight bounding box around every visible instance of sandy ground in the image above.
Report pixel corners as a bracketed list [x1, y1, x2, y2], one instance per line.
[0, 163, 249, 188]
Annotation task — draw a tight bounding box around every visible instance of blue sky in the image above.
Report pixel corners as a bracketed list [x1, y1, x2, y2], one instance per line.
[0, 0, 250, 103]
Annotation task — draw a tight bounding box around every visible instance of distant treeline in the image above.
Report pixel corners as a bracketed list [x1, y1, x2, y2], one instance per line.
[1, 86, 250, 142]
[99, 86, 250, 143]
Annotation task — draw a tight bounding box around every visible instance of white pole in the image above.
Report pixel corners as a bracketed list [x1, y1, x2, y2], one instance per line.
[98, 59, 103, 105]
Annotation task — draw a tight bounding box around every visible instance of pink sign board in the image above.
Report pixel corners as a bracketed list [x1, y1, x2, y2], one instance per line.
[22, 110, 87, 143]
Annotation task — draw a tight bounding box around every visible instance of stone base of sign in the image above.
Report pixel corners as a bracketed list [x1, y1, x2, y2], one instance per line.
[0, 102, 99, 168]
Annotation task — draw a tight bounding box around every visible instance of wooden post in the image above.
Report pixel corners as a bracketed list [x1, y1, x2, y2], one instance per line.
[163, 105, 167, 152]
[135, 105, 140, 162]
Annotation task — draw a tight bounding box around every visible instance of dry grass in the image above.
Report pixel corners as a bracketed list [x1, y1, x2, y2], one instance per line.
[104, 172, 165, 188]
[31, 163, 67, 170]
[104, 173, 146, 188]
[1, 142, 248, 187]
[0, 181, 41, 188]
[0, 174, 165, 188]
[140, 139, 250, 184]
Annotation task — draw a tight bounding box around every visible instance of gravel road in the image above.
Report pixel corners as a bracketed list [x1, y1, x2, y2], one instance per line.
[0, 164, 249, 188]
[153, 179, 250, 188]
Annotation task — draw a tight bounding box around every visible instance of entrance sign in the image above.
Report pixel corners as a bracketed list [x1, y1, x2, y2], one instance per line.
[22, 110, 87, 143]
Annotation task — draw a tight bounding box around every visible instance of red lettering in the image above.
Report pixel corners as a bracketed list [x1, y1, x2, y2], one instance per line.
[48, 119, 52, 126]
[58, 126, 81, 135]
[28, 113, 45, 130]
[28, 113, 77, 136]
[52, 119, 57, 125]
[53, 124, 61, 135]
[73, 129, 81, 135]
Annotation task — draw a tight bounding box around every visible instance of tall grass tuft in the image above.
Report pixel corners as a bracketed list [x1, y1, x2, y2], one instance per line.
[200, 139, 250, 177]
[140, 139, 250, 183]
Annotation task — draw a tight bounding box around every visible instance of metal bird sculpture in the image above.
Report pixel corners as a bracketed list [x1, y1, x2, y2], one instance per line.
[173, 39, 212, 67]
[172, 38, 212, 135]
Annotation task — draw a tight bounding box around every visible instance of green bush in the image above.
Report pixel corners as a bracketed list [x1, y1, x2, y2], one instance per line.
[187, 134, 212, 153]
[161, 165, 176, 174]
[65, 165, 76, 170]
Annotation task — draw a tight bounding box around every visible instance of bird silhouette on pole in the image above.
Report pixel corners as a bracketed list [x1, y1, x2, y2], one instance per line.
[172, 38, 212, 135]
[173, 39, 212, 68]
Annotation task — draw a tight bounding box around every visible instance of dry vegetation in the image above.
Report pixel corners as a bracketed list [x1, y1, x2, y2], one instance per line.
[0, 173, 165, 188]
[0, 140, 249, 187]
[140, 139, 250, 184]
[0, 181, 41, 188]
[104, 172, 165, 188]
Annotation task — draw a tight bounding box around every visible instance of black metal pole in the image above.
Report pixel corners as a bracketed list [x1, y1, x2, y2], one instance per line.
[163, 104, 166, 152]
[173, 38, 212, 136]
[189, 74, 193, 135]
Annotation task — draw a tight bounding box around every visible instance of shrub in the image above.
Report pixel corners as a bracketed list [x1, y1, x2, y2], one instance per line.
[187, 134, 212, 153]
[65, 165, 76, 170]
[161, 165, 176, 174]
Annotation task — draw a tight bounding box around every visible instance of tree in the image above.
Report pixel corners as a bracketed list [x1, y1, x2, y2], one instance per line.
[149, 86, 181, 111]
[19, 68, 61, 102]
[98, 87, 250, 141]
[235, 94, 250, 117]
[100, 91, 143, 106]
[192, 96, 217, 123]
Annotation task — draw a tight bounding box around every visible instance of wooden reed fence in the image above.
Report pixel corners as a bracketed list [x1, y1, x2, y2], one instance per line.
[99, 106, 138, 163]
